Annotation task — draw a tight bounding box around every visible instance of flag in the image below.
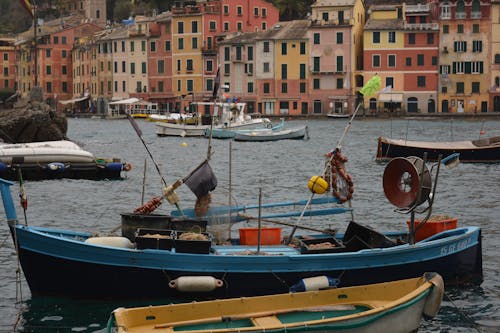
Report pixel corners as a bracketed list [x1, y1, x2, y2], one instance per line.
[20, 0, 34, 17]
[360, 75, 382, 97]
[183, 160, 217, 198]
[212, 67, 220, 100]
[380, 85, 392, 94]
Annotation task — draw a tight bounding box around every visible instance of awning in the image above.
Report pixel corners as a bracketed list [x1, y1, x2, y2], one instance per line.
[378, 93, 403, 103]
[58, 96, 89, 105]
[108, 97, 140, 105]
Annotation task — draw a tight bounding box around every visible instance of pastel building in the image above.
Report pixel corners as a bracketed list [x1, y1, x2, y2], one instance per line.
[0, 37, 16, 91]
[491, 0, 500, 111]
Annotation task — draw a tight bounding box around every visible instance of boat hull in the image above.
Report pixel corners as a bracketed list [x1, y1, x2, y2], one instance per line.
[109, 274, 443, 333]
[155, 122, 210, 137]
[9, 223, 482, 299]
[234, 126, 308, 142]
[376, 136, 500, 163]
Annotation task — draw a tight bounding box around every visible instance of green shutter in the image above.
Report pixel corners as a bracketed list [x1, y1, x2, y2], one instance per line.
[465, 62, 471, 74]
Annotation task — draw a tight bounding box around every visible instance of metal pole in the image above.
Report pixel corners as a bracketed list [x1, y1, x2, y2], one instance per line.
[33, 1, 38, 87]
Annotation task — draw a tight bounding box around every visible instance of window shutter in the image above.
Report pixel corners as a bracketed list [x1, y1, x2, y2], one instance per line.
[465, 62, 471, 74]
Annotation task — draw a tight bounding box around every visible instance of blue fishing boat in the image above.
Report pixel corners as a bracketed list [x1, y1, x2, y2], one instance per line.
[0, 152, 482, 300]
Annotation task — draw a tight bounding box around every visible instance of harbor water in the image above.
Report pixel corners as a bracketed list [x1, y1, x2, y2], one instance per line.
[0, 116, 499, 332]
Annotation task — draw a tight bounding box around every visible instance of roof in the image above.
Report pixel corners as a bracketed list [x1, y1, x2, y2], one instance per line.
[364, 19, 405, 30]
[312, 0, 357, 7]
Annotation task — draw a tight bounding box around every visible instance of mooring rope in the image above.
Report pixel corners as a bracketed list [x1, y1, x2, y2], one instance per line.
[444, 291, 483, 333]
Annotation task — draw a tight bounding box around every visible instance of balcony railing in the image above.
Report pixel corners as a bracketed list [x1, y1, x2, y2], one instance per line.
[404, 23, 439, 31]
[406, 4, 430, 13]
[471, 11, 481, 19]
[456, 12, 466, 19]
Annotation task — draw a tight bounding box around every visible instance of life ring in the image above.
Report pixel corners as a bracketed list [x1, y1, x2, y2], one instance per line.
[123, 163, 132, 172]
[325, 149, 354, 203]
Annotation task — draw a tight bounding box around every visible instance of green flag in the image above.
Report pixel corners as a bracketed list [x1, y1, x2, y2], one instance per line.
[360, 75, 382, 97]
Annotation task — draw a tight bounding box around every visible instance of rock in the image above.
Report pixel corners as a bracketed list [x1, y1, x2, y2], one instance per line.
[0, 96, 68, 143]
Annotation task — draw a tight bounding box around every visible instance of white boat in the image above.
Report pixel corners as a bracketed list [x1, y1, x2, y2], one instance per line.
[327, 112, 350, 119]
[0, 140, 96, 163]
[155, 102, 270, 137]
[234, 125, 309, 142]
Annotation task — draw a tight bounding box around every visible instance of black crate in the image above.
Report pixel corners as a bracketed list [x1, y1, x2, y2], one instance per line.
[169, 217, 207, 233]
[299, 237, 345, 254]
[175, 232, 212, 254]
[135, 228, 174, 250]
[121, 213, 173, 241]
[343, 221, 396, 252]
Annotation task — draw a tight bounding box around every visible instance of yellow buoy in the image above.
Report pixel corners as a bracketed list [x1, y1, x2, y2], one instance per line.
[181, 142, 187, 147]
[308, 176, 328, 194]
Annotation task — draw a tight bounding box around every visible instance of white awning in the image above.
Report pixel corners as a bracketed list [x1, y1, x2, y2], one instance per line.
[58, 96, 89, 105]
[379, 93, 403, 102]
[108, 97, 140, 105]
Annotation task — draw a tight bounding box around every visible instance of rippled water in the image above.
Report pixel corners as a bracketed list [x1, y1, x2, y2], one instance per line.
[0, 116, 499, 332]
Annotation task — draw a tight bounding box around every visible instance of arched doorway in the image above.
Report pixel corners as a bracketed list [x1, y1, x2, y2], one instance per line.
[441, 99, 449, 113]
[427, 99, 435, 113]
[407, 97, 418, 112]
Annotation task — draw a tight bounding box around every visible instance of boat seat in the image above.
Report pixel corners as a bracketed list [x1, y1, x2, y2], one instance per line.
[252, 315, 282, 328]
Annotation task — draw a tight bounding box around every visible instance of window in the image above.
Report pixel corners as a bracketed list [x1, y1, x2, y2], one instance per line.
[237, 22, 242, 31]
[454, 62, 465, 74]
[313, 33, 320, 44]
[432, 56, 437, 66]
[281, 43, 287, 55]
[209, 21, 216, 31]
[263, 62, 270, 72]
[245, 63, 253, 74]
[122, 81, 126, 92]
[281, 83, 287, 93]
[440, 65, 451, 74]
[473, 24, 479, 33]
[313, 57, 320, 72]
[386, 77, 394, 88]
[442, 86, 447, 93]
[281, 64, 287, 79]
[417, 54, 424, 66]
[237, 6, 242, 16]
[178, 22, 184, 33]
[46, 65, 51, 75]
[224, 22, 229, 31]
[300, 82, 306, 93]
[62, 36, 67, 44]
[207, 37, 212, 49]
[3, 53, 7, 61]
[300, 42, 306, 54]
[54, 36, 58, 44]
[122, 41, 125, 52]
[62, 50, 67, 58]
[46, 49, 51, 57]
[3, 67, 8, 76]
[454, 41, 467, 52]
[130, 41, 135, 52]
[158, 60, 164, 73]
[264, 82, 270, 93]
[262, 21, 267, 30]
[456, 82, 464, 93]
[313, 78, 320, 89]
[177, 60, 181, 72]
[206, 60, 213, 72]
[373, 31, 380, 44]
[300, 64, 306, 79]
[165, 41, 171, 51]
[122, 61, 126, 72]
[224, 47, 230, 61]
[224, 63, 230, 74]
[441, 2, 451, 19]
[473, 40, 482, 52]
[248, 46, 254, 61]
[322, 12, 329, 21]
[427, 33, 434, 45]
[142, 62, 146, 74]
[408, 33, 415, 45]
[192, 37, 198, 49]
[224, 5, 229, 15]
[178, 38, 184, 50]
[336, 56, 343, 72]
[262, 8, 267, 17]
[263, 41, 270, 53]
[472, 82, 480, 93]
[192, 21, 198, 33]
[158, 81, 164, 92]
[388, 31, 396, 43]
[456, 0, 465, 18]
[336, 32, 343, 44]
[186, 59, 193, 71]
[187, 80, 193, 92]
[471, 61, 483, 73]
[388, 55, 396, 67]
[46, 81, 52, 93]
[406, 57, 412, 66]
[372, 55, 380, 67]
[254, 7, 259, 17]
[62, 65, 67, 75]
[417, 76, 426, 87]
[443, 25, 449, 34]
[336, 78, 343, 89]
[141, 41, 146, 52]
[457, 24, 464, 33]
[247, 82, 253, 93]
[62, 82, 67, 93]
[131, 63, 135, 74]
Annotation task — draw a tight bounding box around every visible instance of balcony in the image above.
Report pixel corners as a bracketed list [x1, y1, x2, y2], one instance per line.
[406, 4, 430, 13]
[405, 23, 439, 31]
[455, 12, 466, 19]
[201, 47, 217, 56]
[471, 11, 481, 19]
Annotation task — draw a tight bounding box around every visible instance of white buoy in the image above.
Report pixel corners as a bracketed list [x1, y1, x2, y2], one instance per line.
[84, 236, 133, 248]
[169, 276, 223, 292]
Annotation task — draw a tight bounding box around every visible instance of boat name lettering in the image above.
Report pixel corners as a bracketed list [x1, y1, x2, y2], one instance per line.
[440, 237, 473, 256]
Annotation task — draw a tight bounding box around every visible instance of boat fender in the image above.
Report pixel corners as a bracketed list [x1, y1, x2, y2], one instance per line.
[423, 273, 444, 319]
[47, 162, 65, 172]
[105, 162, 125, 172]
[0, 162, 7, 172]
[289, 276, 339, 293]
[169, 276, 223, 293]
[84, 236, 133, 248]
[308, 176, 328, 194]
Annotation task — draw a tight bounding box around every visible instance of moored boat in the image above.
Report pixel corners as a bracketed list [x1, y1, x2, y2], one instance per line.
[376, 136, 500, 163]
[108, 273, 444, 333]
[233, 125, 308, 142]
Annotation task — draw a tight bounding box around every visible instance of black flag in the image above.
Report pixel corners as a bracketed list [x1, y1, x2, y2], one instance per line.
[212, 67, 220, 100]
[184, 160, 217, 198]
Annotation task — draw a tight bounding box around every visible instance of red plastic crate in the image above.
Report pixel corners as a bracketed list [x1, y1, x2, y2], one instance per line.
[239, 228, 281, 245]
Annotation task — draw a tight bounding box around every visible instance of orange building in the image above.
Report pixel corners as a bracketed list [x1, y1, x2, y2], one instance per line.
[0, 37, 17, 91]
